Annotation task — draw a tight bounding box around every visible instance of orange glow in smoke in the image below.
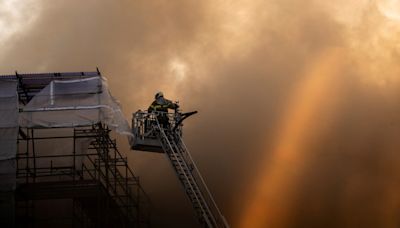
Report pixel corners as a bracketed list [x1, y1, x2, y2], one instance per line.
[239, 48, 344, 228]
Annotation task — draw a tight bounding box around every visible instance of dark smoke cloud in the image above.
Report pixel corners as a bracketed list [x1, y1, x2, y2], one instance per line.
[1, 0, 400, 227]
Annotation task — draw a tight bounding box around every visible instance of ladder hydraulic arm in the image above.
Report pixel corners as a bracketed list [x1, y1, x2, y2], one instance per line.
[153, 111, 229, 228]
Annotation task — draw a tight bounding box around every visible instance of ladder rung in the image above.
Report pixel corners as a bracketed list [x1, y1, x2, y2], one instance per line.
[158, 128, 221, 228]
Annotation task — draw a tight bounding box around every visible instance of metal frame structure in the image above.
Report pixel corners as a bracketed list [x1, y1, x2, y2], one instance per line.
[0, 71, 151, 227]
[16, 123, 151, 227]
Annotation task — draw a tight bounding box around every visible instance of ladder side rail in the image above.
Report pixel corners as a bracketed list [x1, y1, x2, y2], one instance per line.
[167, 132, 219, 227]
[158, 129, 212, 227]
[168, 112, 223, 227]
[172, 140, 220, 227]
[177, 136, 228, 228]
[177, 134, 230, 228]
[154, 119, 214, 228]
[174, 136, 218, 215]
[155, 122, 208, 214]
[164, 137, 214, 228]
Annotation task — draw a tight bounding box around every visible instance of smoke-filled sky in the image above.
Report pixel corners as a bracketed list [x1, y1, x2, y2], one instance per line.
[2, 0, 400, 227]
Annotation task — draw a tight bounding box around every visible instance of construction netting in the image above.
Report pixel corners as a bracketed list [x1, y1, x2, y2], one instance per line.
[19, 76, 131, 135]
[0, 80, 18, 191]
[0, 76, 132, 191]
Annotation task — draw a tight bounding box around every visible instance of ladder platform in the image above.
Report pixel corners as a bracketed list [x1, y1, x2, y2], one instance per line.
[130, 111, 176, 153]
[131, 138, 165, 153]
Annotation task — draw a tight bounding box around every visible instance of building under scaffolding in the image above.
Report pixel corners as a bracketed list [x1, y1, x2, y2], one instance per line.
[0, 71, 151, 227]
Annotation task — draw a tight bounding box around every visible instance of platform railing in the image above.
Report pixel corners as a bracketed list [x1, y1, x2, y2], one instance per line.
[132, 110, 183, 140]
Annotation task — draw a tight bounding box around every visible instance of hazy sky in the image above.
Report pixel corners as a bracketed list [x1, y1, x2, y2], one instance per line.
[1, 0, 400, 227]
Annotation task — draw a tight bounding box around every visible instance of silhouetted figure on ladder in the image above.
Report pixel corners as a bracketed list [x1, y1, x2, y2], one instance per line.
[148, 91, 179, 129]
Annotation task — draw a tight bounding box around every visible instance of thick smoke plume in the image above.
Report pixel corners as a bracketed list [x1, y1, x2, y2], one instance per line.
[1, 0, 400, 227]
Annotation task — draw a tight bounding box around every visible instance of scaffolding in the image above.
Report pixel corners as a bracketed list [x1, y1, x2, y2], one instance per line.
[0, 71, 151, 227]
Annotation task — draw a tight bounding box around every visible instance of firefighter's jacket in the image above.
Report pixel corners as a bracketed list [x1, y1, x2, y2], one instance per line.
[148, 97, 178, 113]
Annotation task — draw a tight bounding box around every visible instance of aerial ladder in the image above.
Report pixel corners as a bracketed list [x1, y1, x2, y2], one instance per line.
[131, 109, 230, 228]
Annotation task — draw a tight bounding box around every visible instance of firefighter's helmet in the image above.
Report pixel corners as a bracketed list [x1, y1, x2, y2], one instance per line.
[155, 91, 164, 99]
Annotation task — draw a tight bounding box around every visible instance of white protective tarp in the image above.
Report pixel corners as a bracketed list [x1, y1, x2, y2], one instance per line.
[0, 80, 18, 191]
[19, 76, 132, 136]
